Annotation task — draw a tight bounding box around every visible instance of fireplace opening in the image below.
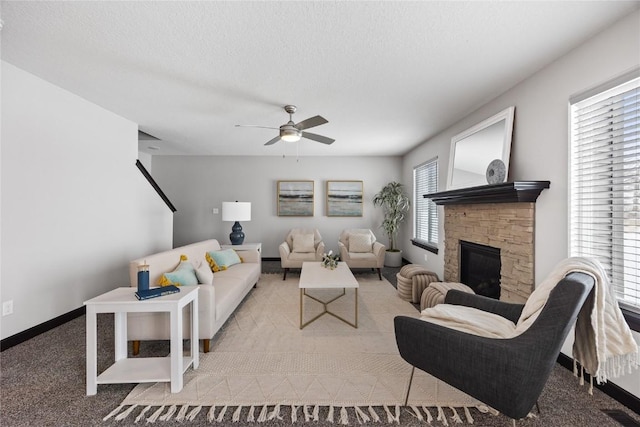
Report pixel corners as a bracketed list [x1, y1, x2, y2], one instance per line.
[460, 241, 501, 299]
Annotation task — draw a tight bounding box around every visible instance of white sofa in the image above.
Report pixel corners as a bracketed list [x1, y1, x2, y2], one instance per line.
[127, 239, 261, 353]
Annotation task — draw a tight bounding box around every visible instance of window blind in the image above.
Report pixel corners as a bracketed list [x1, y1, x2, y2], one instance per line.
[570, 76, 639, 313]
[414, 158, 439, 246]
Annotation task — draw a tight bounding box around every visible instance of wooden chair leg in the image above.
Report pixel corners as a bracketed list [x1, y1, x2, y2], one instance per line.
[203, 339, 210, 353]
[283, 268, 288, 280]
[404, 366, 416, 406]
[377, 268, 383, 280]
[132, 340, 140, 356]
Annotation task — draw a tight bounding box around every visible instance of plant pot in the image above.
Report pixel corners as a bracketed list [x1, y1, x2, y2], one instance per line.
[384, 250, 403, 267]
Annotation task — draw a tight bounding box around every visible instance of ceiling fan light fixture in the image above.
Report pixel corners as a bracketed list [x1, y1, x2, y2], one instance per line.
[280, 127, 302, 142]
[238, 105, 332, 146]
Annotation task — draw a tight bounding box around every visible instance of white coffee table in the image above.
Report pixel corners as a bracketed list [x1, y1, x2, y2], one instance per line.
[299, 262, 359, 329]
[84, 286, 199, 395]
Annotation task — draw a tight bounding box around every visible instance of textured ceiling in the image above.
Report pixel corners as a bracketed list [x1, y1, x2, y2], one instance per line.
[2, 1, 638, 156]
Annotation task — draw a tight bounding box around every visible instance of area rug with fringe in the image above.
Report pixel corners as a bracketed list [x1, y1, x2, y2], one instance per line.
[106, 273, 491, 424]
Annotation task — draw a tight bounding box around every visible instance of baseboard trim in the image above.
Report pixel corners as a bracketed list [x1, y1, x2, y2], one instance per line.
[557, 353, 640, 415]
[0, 306, 86, 352]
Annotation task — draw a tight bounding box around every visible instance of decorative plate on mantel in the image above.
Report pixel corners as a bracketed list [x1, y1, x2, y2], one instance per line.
[486, 159, 507, 184]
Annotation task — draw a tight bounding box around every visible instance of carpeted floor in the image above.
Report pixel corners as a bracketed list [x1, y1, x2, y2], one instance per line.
[1, 261, 639, 426]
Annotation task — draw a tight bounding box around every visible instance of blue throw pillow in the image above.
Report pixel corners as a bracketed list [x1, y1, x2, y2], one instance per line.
[206, 249, 242, 272]
[158, 257, 198, 287]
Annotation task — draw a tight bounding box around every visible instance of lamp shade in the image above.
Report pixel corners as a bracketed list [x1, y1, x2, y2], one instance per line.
[222, 202, 251, 222]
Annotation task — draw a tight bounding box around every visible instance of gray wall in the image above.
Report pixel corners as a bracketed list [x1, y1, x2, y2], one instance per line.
[151, 155, 402, 257]
[401, 11, 640, 397]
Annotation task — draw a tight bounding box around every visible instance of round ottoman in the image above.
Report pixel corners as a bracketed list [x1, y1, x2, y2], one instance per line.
[396, 264, 439, 303]
[420, 282, 475, 311]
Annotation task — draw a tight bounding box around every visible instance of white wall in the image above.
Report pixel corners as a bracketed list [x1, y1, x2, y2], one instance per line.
[151, 155, 401, 257]
[0, 62, 174, 340]
[138, 151, 153, 172]
[401, 11, 640, 397]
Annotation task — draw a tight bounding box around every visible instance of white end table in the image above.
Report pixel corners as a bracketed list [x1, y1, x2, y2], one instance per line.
[221, 242, 261, 254]
[84, 286, 199, 395]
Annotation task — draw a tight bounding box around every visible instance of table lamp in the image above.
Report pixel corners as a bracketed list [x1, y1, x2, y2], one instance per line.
[222, 201, 251, 245]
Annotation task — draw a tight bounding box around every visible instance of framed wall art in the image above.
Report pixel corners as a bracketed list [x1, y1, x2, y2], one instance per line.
[277, 180, 314, 216]
[326, 180, 363, 217]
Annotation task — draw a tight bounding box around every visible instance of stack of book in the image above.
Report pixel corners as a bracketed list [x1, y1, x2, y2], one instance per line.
[135, 285, 180, 300]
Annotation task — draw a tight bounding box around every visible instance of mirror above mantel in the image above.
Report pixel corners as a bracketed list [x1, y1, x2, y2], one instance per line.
[447, 106, 515, 190]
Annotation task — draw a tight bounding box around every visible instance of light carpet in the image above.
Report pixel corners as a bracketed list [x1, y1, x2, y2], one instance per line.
[108, 273, 489, 424]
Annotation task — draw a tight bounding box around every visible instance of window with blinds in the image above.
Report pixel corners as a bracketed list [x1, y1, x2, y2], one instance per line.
[413, 158, 439, 249]
[569, 72, 639, 314]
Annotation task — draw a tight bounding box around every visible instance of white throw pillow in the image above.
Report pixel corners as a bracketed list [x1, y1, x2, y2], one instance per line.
[292, 233, 315, 253]
[349, 233, 372, 253]
[195, 260, 214, 285]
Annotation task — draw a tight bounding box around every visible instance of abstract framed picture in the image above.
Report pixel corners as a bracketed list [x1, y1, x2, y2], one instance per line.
[277, 180, 314, 216]
[326, 180, 363, 217]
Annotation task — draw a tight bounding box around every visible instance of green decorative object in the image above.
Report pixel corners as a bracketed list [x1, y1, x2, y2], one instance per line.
[373, 181, 410, 252]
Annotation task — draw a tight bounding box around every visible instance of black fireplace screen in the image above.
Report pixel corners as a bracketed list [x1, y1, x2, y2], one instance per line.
[459, 241, 501, 299]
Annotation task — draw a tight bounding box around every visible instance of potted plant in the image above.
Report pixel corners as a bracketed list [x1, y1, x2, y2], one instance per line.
[373, 181, 410, 267]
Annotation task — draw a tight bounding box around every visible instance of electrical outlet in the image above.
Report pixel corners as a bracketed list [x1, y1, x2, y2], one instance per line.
[2, 300, 14, 316]
[212, 208, 219, 214]
[424, 254, 428, 261]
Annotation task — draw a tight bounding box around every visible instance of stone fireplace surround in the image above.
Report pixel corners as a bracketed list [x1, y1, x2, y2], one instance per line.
[426, 181, 550, 303]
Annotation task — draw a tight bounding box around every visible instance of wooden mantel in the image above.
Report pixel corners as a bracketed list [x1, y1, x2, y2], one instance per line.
[424, 181, 550, 205]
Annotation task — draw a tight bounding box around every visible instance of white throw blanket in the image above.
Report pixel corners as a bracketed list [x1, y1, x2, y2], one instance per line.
[561, 257, 638, 387]
[420, 257, 638, 390]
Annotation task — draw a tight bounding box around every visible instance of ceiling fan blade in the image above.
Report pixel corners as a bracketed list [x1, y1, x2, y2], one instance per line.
[264, 135, 282, 146]
[235, 124, 278, 130]
[302, 132, 335, 145]
[295, 115, 328, 131]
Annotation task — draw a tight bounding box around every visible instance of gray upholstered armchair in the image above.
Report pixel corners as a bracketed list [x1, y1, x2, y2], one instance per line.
[338, 229, 385, 280]
[394, 272, 594, 421]
[279, 228, 325, 280]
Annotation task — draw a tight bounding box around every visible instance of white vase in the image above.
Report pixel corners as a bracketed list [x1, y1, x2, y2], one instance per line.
[384, 250, 403, 267]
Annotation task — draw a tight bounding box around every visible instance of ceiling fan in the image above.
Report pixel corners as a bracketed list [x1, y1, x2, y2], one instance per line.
[236, 105, 335, 146]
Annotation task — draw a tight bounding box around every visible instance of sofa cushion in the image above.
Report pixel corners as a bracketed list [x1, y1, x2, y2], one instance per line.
[158, 257, 198, 287]
[289, 252, 318, 262]
[292, 233, 315, 253]
[349, 233, 372, 253]
[347, 252, 377, 261]
[213, 276, 248, 321]
[195, 259, 214, 285]
[213, 262, 260, 286]
[206, 249, 242, 272]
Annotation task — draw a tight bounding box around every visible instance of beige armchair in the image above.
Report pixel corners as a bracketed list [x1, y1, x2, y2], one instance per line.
[279, 228, 325, 280]
[338, 229, 385, 280]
